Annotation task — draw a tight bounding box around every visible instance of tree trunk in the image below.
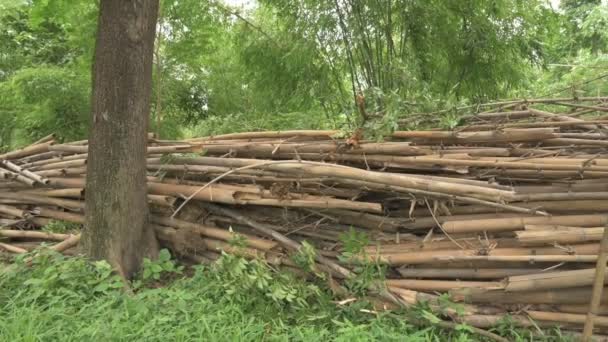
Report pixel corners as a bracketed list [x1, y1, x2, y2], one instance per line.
[84, 0, 160, 278]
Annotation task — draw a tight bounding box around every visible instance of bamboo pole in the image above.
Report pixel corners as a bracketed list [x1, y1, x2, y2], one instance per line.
[397, 268, 545, 279]
[0, 242, 28, 254]
[20, 152, 88, 169]
[191, 130, 339, 141]
[151, 216, 277, 250]
[386, 279, 504, 292]
[452, 287, 607, 305]
[0, 141, 53, 161]
[442, 214, 608, 234]
[517, 226, 604, 245]
[530, 310, 608, 328]
[505, 268, 604, 292]
[48, 144, 204, 154]
[49, 234, 81, 253]
[529, 108, 600, 130]
[157, 157, 517, 201]
[391, 128, 557, 143]
[1, 160, 49, 184]
[0, 229, 69, 241]
[584, 226, 608, 339]
[0, 193, 84, 211]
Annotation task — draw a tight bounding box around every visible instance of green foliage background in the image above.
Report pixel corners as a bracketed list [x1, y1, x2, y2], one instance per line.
[0, 0, 607, 150]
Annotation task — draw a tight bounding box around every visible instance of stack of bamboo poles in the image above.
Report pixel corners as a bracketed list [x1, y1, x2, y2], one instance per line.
[2, 96, 608, 339]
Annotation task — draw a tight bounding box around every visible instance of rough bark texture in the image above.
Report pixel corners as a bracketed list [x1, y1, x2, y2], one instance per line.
[84, 0, 160, 278]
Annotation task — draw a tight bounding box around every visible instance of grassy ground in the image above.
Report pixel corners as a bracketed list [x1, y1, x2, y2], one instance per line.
[0, 250, 575, 342]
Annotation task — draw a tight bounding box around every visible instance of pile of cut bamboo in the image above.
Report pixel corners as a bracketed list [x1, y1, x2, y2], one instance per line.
[2, 96, 608, 339]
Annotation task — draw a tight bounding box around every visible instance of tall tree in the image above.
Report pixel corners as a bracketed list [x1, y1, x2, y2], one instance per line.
[83, 0, 160, 278]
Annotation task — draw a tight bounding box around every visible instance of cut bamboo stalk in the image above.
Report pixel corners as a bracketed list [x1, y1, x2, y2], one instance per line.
[366, 237, 520, 254]
[386, 279, 504, 292]
[20, 188, 84, 198]
[529, 310, 608, 328]
[47, 177, 382, 213]
[0, 169, 37, 187]
[396, 200, 608, 217]
[514, 192, 608, 202]
[35, 167, 87, 178]
[544, 138, 608, 147]
[200, 141, 428, 156]
[397, 268, 545, 279]
[442, 214, 608, 234]
[584, 226, 608, 339]
[30, 159, 87, 171]
[517, 226, 604, 245]
[505, 268, 604, 292]
[201, 238, 264, 259]
[385, 155, 608, 172]
[49, 234, 81, 252]
[433, 255, 597, 263]
[20, 153, 88, 169]
[554, 304, 608, 315]
[0, 193, 83, 211]
[469, 110, 532, 121]
[151, 216, 277, 250]
[16, 151, 62, 164]
[371, 243, 599, 265]
[160, 157, 517, 202]
[34, 208, 85, 224]
[336, 179, 543, 215]
[553, 101, 608, 113]
[0, 204, 28, 218]
[460, 120, 608, 131]
[0, 229, 70, 241]
[0, 141, 53, 161]
[1, 160, 49, 184]
[149, 181, 383, 213]
[529, 108, 599, 130]
[48, 144, 204, 154]
[192, 130, 339, 141]
[391, 128, 557, 143]
[31, 134, 55, 145]
[0, 242, 28, 254]
[147, 195, 177, 207]
[486, 169, 608, 179]
[452, 287, 606, 305]
[0, 218, 21, 227]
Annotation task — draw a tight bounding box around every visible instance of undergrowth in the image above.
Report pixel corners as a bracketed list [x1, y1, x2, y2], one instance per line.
[0, 249, 575, 341]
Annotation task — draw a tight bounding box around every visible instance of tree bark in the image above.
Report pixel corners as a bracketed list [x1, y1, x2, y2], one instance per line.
[84, 0, 160, 278]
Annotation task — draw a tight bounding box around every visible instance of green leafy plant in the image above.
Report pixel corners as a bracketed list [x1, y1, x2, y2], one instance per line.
[338, 228, 386, 295]
[339, 228, 369, 259]
[227, 230, 247, 249]
[292, 240, 318, 274]
[140, 249, 183, 282]
[2, 250, 124, 305]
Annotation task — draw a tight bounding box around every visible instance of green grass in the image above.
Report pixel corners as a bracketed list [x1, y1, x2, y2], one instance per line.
[0, 250, 574, 341]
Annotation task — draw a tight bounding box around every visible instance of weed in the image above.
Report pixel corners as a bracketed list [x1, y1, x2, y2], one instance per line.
[139, 249, 184, 284]
[42, 220, 81, 234]
[338, 228, 387, 295]
[0, 250, 580, 341]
